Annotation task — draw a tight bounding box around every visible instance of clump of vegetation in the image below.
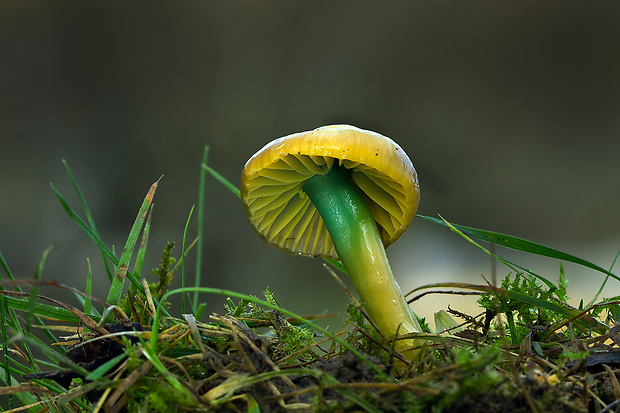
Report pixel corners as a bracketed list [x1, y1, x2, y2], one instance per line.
[477, 272, 570, 345]
[1, 150, 619, 412]
[224, 288, 318, 364]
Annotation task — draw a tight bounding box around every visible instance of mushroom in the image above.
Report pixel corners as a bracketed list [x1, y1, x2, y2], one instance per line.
[240, 124, 422, 354]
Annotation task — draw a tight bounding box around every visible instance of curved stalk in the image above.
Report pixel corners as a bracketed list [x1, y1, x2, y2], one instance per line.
[303, 166, 422, 349]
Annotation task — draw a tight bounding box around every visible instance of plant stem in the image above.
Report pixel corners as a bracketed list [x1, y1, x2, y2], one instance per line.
[302, 166, 422, 345]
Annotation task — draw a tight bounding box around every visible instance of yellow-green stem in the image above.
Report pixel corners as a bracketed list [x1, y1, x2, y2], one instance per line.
[303, 166, 421, 350]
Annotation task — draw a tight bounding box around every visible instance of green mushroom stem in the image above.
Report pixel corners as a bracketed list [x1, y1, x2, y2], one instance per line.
[302, 165, 422, 350]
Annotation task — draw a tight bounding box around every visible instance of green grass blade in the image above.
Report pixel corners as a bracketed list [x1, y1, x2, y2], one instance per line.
[588, 248, 620, 307]
[0, 251, 23, 326]
[107, 179, 160, 308]
[14, 332, 93, 380]
[202, 159, 240, 199]
[169, 238, 197, 281]
[51, 183, 119, 264]
[435, 215, 558, 291]
[71, 261, 101, 319]
[84, 353, 127, 381]
[0, 293, 99, 324]
[133, 204, 153, 282]
[195, 146, 210, 308]
[0, 249, 17, 286]
[85, 259, 92, 316]
[127, 204, 152, 301]
[419, 214, 620, 282]
[611, 249, 620, 272]
[51, 183, 172, 319]
[63, 160, 114, 283]
[195, 302, 206, 319]
[182, 205, 195, 313]
[26, 246, 53, 336]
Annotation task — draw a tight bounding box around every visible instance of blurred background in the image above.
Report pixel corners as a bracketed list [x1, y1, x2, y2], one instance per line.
[1, 1, 619, 328]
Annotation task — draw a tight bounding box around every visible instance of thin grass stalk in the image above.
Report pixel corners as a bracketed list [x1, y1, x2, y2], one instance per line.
[26, 246, 53, 336]
[85, 258, 92, 317]
[0, 250, 20, 291]
[194, 146, 210, 310]
[588, 248, 620, 307]
[181, 205, 194, 314]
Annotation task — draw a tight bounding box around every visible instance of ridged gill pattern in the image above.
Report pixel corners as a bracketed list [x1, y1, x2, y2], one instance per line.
[243, 154, 411, 260]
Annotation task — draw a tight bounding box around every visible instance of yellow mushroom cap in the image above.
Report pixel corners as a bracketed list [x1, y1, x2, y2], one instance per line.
[240, 124, 420, 260]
